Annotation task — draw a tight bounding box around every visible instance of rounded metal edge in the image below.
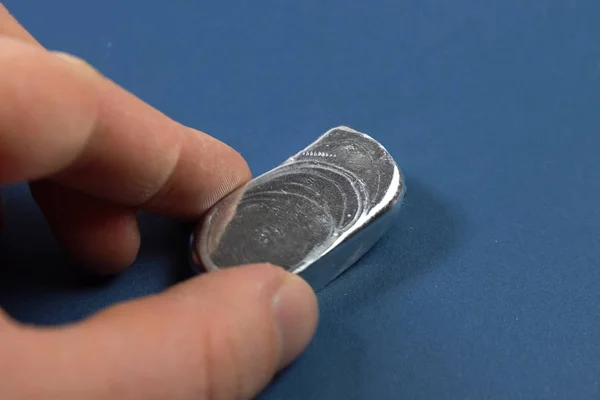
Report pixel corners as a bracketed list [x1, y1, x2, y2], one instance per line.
[188, 126, 408, 288]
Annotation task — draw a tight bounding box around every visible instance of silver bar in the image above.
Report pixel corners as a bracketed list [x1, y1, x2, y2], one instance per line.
[189, 126, 406, 292]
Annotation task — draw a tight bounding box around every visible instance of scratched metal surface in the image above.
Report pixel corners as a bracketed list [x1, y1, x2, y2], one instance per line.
[192, 126, 405, 291]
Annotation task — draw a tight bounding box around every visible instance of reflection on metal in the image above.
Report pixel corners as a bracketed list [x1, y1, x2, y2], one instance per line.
[190, 126, 406, 292]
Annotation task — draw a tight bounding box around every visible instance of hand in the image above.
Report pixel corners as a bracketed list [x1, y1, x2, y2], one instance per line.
[0, 5, 318, 399]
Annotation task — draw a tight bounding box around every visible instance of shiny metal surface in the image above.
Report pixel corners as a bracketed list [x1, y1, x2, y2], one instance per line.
[190, 126, 406, 291]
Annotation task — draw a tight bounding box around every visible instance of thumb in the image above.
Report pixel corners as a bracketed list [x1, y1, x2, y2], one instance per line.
[0, 264, 318, 400]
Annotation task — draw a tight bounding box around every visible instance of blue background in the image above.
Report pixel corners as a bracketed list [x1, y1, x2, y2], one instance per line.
[2, 1, 600, 398]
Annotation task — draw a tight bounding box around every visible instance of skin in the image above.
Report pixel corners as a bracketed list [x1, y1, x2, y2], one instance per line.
[0, 4, 318, 400]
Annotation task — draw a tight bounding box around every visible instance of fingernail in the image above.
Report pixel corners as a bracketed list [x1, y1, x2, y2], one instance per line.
[272, 274, 318, 368]
[51, 51, 100, 78]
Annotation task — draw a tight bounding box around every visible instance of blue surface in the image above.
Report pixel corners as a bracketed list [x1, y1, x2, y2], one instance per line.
[2, 1, 600, 398]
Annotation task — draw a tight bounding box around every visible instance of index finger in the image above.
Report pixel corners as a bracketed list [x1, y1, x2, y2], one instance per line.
[0, 37, 251, 219]
[0, 4, 39, 44]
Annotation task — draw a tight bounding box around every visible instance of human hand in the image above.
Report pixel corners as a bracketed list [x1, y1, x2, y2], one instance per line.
[0, 5, 318, 399]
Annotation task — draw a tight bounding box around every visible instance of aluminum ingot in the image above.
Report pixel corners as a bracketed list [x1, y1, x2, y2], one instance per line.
[189, 126, 406, 292]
